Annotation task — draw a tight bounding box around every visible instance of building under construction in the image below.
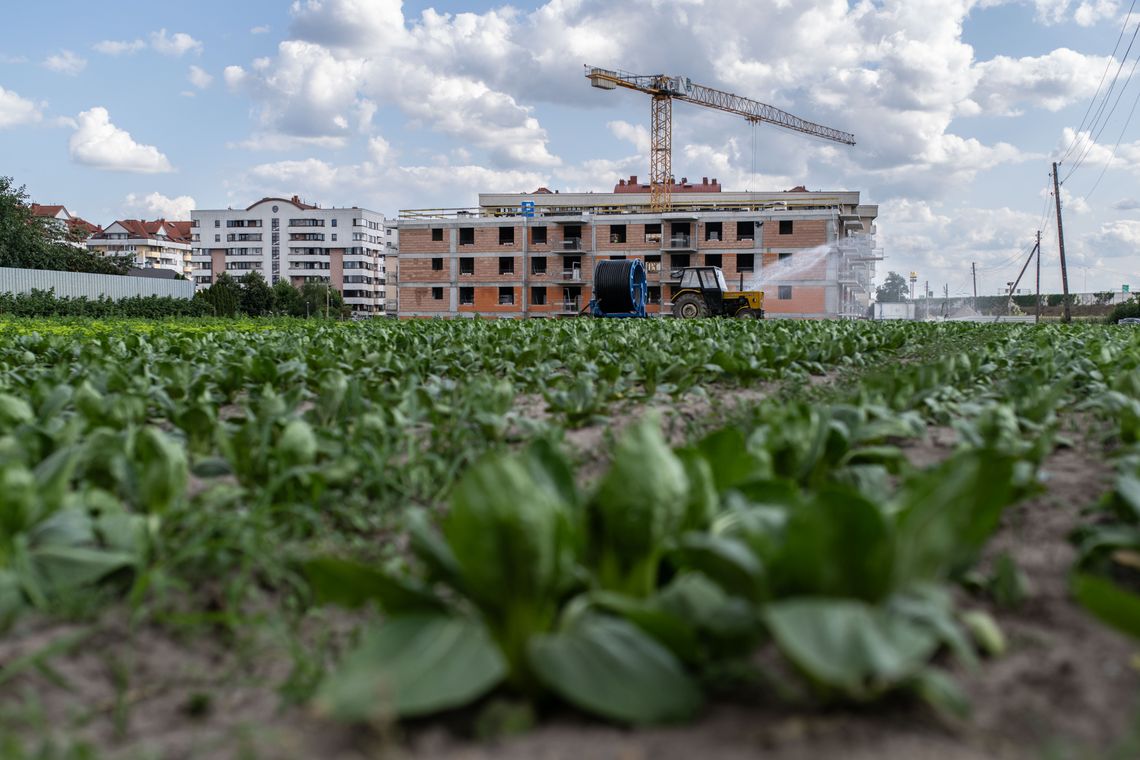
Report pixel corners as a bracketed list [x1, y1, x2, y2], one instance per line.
[395, 180, 879, 319]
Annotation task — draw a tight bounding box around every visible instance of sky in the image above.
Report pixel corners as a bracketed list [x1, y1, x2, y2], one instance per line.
[1, 0, 1139, 296]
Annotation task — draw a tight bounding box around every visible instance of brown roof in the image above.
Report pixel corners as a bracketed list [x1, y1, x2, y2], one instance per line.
[30, 204, 67, 218]
[246, 195, 319, 211]
[93, 218, 191, 244]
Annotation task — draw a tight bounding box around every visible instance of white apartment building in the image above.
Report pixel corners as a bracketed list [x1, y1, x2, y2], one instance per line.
[190, 196, 388, 315]
[87, 219, 193, 275]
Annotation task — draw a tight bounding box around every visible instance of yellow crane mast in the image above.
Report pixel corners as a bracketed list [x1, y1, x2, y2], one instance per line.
[585, 66, 857, 211]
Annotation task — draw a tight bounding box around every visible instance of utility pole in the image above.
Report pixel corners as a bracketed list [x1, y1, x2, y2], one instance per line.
[971, 261, 978, 312]
[1052, 162, 1072, 322]
[1035, 230, 1041, 324]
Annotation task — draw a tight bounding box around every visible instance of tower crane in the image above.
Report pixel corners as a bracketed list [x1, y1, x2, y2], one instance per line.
[585, 66, 856, 211]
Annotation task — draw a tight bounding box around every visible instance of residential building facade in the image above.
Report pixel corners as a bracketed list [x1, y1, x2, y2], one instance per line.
[30, 204, 101, 247]
[396, 182, 879, 319]
[190, 196, 389, 315]
[87, 219, 193, 276]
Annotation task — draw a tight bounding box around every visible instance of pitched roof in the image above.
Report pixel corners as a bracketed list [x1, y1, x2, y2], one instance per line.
[92, 218, 191, 244]
[30, 204, 68, 219]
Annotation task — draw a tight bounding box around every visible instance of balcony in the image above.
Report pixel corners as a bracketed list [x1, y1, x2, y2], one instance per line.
[559, 237, 583, 251]
[665, 234, 695, 250]
[558, 268, 584, 282]
[560, 298, 582, 313]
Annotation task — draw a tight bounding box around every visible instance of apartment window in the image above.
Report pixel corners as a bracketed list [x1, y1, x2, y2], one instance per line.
[459, 286, 474, 305]
[644, 254, 661, 273]
[331, 234, 337, 242]
[499, 226, 515, 245]
[499, 256, 514, 275]
[214, 220, 220, 228]
[645, 223, 662, 243]
[705, 222, 723, 242]
[563, 255, 582, 277]
[432, 257, 444, 271]
[737, 221, 754, 241]
[459, 228, 475, 245]
[563, 225, 582, 249]
[737, 253, 755, 272]
[460, 257, 474, 275]
[331, 219, 338, 227]
[779, 220, 794, 235]
[609, 224, 627, 244]
[532, 286, 547, 305]
[214, 234, 220, 242]
[670, 253, 690, 269]
[532, 256, 547, 275]
[778, 252, 793, 263]
[705, 253, 722, 268]
[778, 285, 793, 300]
[647, 285, 661, 304]
[431, 228, 444, 242]
[531, 226, 547, 244]
[432, 286, 444, 300]
[499, 286, 514, 305]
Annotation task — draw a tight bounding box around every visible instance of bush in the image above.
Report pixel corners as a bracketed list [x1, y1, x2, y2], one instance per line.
[0, 289, 210, 318]
[1108, 297, 1140, 324]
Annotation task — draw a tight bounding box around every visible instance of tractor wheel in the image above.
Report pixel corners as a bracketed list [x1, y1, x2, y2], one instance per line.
[672, 293, 707, 318]
[736, 307, 761, 319]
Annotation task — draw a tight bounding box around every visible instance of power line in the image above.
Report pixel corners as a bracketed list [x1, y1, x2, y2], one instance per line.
[1060, 0, 1138, 163]
[1064, 17, 1140, 181]
[1082, 65, 1140, 201]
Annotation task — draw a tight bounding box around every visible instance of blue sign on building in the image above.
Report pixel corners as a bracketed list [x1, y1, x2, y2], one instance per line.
[520, 201, 535, 218]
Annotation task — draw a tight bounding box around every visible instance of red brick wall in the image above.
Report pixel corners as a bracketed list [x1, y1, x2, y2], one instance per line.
[401, 228, 448, 254]
[765, 286, 826, 315]
[770, 220, 828, 248]
[403, 286, 451, 313]
[210, 249, 225, 281]
[400, 257, 450, 282]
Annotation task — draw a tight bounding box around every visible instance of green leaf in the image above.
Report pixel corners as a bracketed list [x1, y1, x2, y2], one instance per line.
[134, 427, 188, 513]
[772, 486, 894, 602]
[0, 393, 34, 430]
[656, 573, 762, 653]
[1071, 572, 1140, 639]
[304, 556, 444, 613]
[894, 450, 1017, 583]
[669, 532, 766, 601]
[529, 614, 702, 724]
[29, 545, 137, 593]
[911, 667, 971, 721]
[585, 591, 700, 663]
[765, 598, 939, 698]
[315, 614, 506, 720]
[696, 427, 765, 491]
[443, 453, 570, 617]
[407, 508, 464, 589]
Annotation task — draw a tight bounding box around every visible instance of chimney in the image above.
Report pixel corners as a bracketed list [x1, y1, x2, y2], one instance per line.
[703, 177, 708, 184]
[681, 177, 688, 185]
[629, 175, 637, 185]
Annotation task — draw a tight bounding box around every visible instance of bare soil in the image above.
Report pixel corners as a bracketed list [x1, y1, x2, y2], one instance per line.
[3, 419, 1137, 759]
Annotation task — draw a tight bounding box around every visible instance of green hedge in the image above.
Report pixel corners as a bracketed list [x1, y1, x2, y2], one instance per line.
[0, 288, 209, 318]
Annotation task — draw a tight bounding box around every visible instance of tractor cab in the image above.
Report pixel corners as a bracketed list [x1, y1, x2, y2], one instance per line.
[671, 266, 764, 319]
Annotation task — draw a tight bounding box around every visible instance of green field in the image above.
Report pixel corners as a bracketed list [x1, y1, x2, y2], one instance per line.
[2, 317, 1139, 759]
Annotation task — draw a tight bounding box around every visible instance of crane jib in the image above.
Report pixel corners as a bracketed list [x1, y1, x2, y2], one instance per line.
[584, 65, 855, 146]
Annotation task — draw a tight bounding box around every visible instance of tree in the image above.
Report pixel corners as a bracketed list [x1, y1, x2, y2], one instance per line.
[875, 271, 910, 303]
[201, 272, 241, 316]
[298, 280, 346, 319]
[272, 279, 303, 316]
[0, 175, 130, 276]
[239, 271, 274, 317]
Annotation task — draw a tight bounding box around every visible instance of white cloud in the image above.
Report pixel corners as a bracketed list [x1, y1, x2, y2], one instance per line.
[125, 191, 196, 220]
[971, 48, 1115, 115]
[0, 54, 29, 64]
[1113, 198, 1140, 210]
[228, 132, 348, 151]
[150, 29, 203, 57]
[0, 86, 42, 128]
[223, 65, 248, 89]
[69, 107, 174, 174]
[94, 39, 146, 55]
[1083, 219, 1140, 259]
[1073, 0, 1120, 26]
[188, 65, 213, 89]
[251, 25, 271, 35]
[607, 121, 650, 155]
[43, 50, 86, 75]
[1055, 127, 1140, 173]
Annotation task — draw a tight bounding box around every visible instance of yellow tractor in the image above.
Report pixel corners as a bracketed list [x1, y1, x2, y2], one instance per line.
[671, 266, 764, 318]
